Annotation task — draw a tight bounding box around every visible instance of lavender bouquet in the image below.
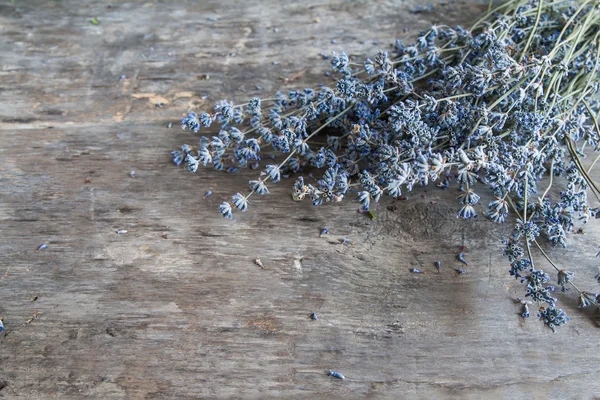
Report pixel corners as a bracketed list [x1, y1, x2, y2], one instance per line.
[172, 0, 600, 331]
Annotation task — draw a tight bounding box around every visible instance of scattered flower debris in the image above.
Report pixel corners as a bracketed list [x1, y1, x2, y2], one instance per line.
[457, 253, 468, 266]
[24, 312, 41, 326]
[161, 233, 168, 239]
[310, 312, 317, 320]
[129, 171, 136, 178]
[455, 267, 466, 275]
[409, 3, 434, 13]
[254, 258, 265, 269]
[168, 122, 172, 128]
[329, 370, 345, 380]
[90, 17, 99, 25]
[409, 268, 422, 273]
[203, 190, 213, 199]
[116, 230, 127, 235]
[365, 210, 377, 220]
[320, 227, 328, 237]
[518, 298, 532, 318]
[36, 244, 47, 252]
[434, 261, 441, 272]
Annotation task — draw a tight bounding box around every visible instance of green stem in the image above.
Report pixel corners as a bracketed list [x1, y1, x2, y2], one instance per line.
[520, 0, 543, 61]
[533, 240, 585, 294]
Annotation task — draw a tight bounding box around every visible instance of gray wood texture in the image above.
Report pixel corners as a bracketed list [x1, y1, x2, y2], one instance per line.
[1, 1, 599, 399]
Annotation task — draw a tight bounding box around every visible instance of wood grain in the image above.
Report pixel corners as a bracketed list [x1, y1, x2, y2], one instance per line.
[1, 0, 600, 399]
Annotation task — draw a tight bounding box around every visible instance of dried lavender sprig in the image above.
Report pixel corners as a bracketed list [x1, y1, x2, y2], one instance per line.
[172, 0, 600, 330]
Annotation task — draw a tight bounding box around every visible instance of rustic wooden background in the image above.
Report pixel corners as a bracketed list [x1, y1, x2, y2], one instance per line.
[1, 0, 600, 398]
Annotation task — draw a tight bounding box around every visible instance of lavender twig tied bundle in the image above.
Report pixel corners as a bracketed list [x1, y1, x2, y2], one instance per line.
[172, 0, 600, 331]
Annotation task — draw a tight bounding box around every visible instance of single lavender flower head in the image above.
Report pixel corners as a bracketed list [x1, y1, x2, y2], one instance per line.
[219, 202, 233, 219]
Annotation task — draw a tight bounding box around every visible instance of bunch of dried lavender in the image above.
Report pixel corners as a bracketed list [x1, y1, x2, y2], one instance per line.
[172, 0, 600, 331]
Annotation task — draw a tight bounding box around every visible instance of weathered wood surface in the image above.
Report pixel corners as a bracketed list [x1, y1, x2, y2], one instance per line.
[1, 0, 600, 398]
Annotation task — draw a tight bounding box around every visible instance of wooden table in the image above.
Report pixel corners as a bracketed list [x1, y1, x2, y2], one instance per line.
[1, 1, 599, 398]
